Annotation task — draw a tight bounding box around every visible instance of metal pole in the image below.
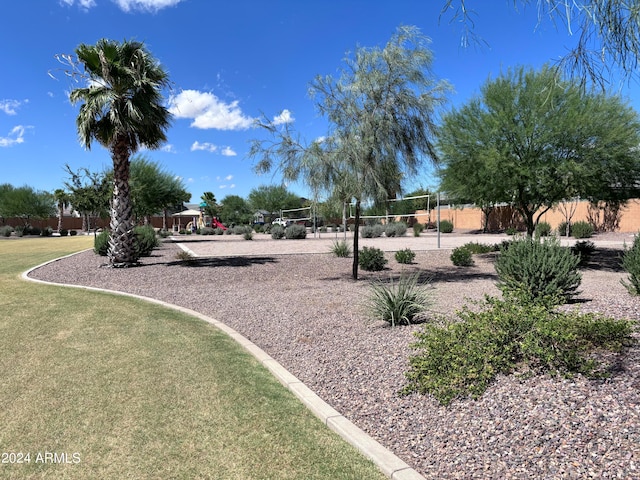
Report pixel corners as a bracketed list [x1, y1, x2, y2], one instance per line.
[437, 192, 441, 249]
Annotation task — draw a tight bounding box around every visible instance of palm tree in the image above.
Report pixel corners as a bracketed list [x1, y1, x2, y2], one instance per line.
[69, 39, 171, 267]
[53, 188, 70, 233]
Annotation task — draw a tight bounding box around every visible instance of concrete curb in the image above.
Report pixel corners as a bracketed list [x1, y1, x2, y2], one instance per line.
[22, 251, 427, 480]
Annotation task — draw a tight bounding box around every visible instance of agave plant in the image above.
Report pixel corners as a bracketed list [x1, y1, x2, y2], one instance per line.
[365, 273, 431, 327]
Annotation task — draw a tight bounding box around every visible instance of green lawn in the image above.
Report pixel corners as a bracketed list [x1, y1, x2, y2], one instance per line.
[0, 237, 385, 479]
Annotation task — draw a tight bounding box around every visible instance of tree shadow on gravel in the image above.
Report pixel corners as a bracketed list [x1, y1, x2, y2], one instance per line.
[167, 256, 279, 268]
[581, 248, 624, 272]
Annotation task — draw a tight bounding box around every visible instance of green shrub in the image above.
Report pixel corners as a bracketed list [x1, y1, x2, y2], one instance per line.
[175, 250, 194, 264]
[395, 248, 416, 264]
[361, 224, 384, 238]
[403, 297, 634, 405]
[232, 225, 252, 235]
[243, 231, 254, 240]
[461, 241, 497, 254]
[157, 229, 170, 238]
[69, 230, 78, 236]
[621, 233, 640, 295]
[571, 240, 596, 265]
[214, 227, 224, 235]
[29, 226, 41, 236]
[438, 220, 454, 233]
[285, 224, 307, 239]
[41, 226, 53, 237]
[505, 226, 518, 235]
[199, 227, 215, 235]
[14, 225, 25, 237]
[330, 240, 351, 258]
[271, 225, 285, 239]
[494, 236, 581, 306]
[535, 221, 552, 237]
[412, 222, 424, 237]
[134, 225, 159, 257]
[0, 226, 13, 237]
[94, 230, 110, 256]
[571, 220, 594, 239]
[450, 246, 474, 267]
[385, 222, 407, 237]
[358, 246, 387, 271]
[557, 221, 572, 237]
[253, 224, 264, 233]
[365, 273, 431, 327]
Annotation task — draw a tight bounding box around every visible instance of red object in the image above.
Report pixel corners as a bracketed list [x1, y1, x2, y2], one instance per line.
[212, 218, 227, 230]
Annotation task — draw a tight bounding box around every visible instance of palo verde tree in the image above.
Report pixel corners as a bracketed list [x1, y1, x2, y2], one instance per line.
[437, 65, 640, 235]
[247, 184, 302, 216]
[0, 184, 56, 226]
[68, 39, 171, 267]
[441, 1, 640, 88]
[64, 165, 111, 232]
[251, 26, 449, 279]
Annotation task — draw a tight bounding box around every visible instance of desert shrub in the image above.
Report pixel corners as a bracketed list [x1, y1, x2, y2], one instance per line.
[413, 222, 424, 237]
[505, 227, 518, 235]
[14, 225, 25, 237]
[232, 225, 252, 235]
[330, 240, 351, 258]
[198, 227, 213, 235]
[494, 236, 581, 306]
[214, 227, 224, 235]
[395, 248, 416, 264]
[571, 220, 594, 239]
[461, 242, 497, 254]
[41, 226, 53, 237]
[29, 226, 41, 236]
[158, 229, 170, 238]
[285, 224, 307, 239]
[0, 226, 13, 237]
[69, 230, 78, 236]
[253, 224, 264, 233]
[243, 230, 254, 240]
[621, 233, 640, 295]
[319, 226, 328, 233]
[271, 225, 285, 239]
[385, 222, 407, 237]
[571, 240, 596, 265]
[365, 273, 431, 327]
[557, 221, 572, 237]
[94, 230, 110, 256]
[135, 225, 159, 257]
[535, 221, 552, 237]
[175, 250, 194, 264]
[361, 224, 384, 238]
[403, 297, 634, 405]
[358, 246, 387, 271]
[438, 220, 454, 233]
[450, 246, 474, 267]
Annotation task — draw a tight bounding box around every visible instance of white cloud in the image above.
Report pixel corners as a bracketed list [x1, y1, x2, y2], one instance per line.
[225, 175, 233, 181]
[191, 141, 217, 153]
[60, 0, 97, 9]
[186, 177, 195, 183]
[161, 144, 176, 153]
[273, 109, 294, 125]
[218, 183, 236, 190]
[221, 146, 237, 156]
[113, 0, 183, 12]
[0, 125, 29, 147]
[0, 99, 22, 115]
[168, 89, 254, 131]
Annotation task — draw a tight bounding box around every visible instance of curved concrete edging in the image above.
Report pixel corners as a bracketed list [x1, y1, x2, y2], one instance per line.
[21, 252, 427, 480]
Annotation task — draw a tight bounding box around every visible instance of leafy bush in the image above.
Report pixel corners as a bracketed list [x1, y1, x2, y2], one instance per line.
[232, 225, 252, 235]
[461, 241, 497, 254]
[571, 220, 594, 239]
[271, 225, 285, 239]
[413, 222, 424, 237]
[361, 224, 384, 238]
[285, 224, 307, 239]
[438, 220, 454, 233]
[450, 246, 474, 267]
[0, 226, 13, 237]
[571, 240, 596, 265]
[41, 226, 53, 237]
[358, 246, 387, 271]
[385, 222, 407, 237]
[94, 230, 109, 256]
[403, 297, 634, 405]
[395, 248, 416, 264]
[557, 221, 572, 237]
[158, 229, 170, 238]
[243, 231, 254, 240]
[535, 221, 552, 237]
[199, 227, 215, 235]
[134, 225, 159, 257]
[69, 230, 78, 236]
[365, 273, 431, 327]
[330, 240, 351, 258]
[621, 233, 640, 295]
[29, 226, 41, 236]
[495, 236, 581, 306]
[253, 224, 264, 233]
[214, 227, 224, 235]
[14, 225, 25, 237]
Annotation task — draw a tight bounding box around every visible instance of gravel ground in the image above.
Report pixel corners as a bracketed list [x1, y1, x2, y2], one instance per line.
[29, 234, 640, 479]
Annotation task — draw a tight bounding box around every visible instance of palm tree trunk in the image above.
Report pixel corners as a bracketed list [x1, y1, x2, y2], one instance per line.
[57, 203, 64, 232]
[109, 140, 136, 267]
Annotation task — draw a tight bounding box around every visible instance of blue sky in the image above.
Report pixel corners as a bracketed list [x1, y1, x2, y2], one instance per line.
[1, 0, 635, 204]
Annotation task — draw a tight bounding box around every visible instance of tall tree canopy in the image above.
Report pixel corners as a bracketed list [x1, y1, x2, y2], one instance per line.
[247, 185, 302, 215]
[69, 38, 171, 266]
[437, 65, 640, 235]
[0, 184, 56, 224]
[251, 26, 449, 279]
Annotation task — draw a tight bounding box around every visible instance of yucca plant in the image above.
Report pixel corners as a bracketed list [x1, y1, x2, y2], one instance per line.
[330, 240, 351, 257]
[365, 273, 431, 327]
